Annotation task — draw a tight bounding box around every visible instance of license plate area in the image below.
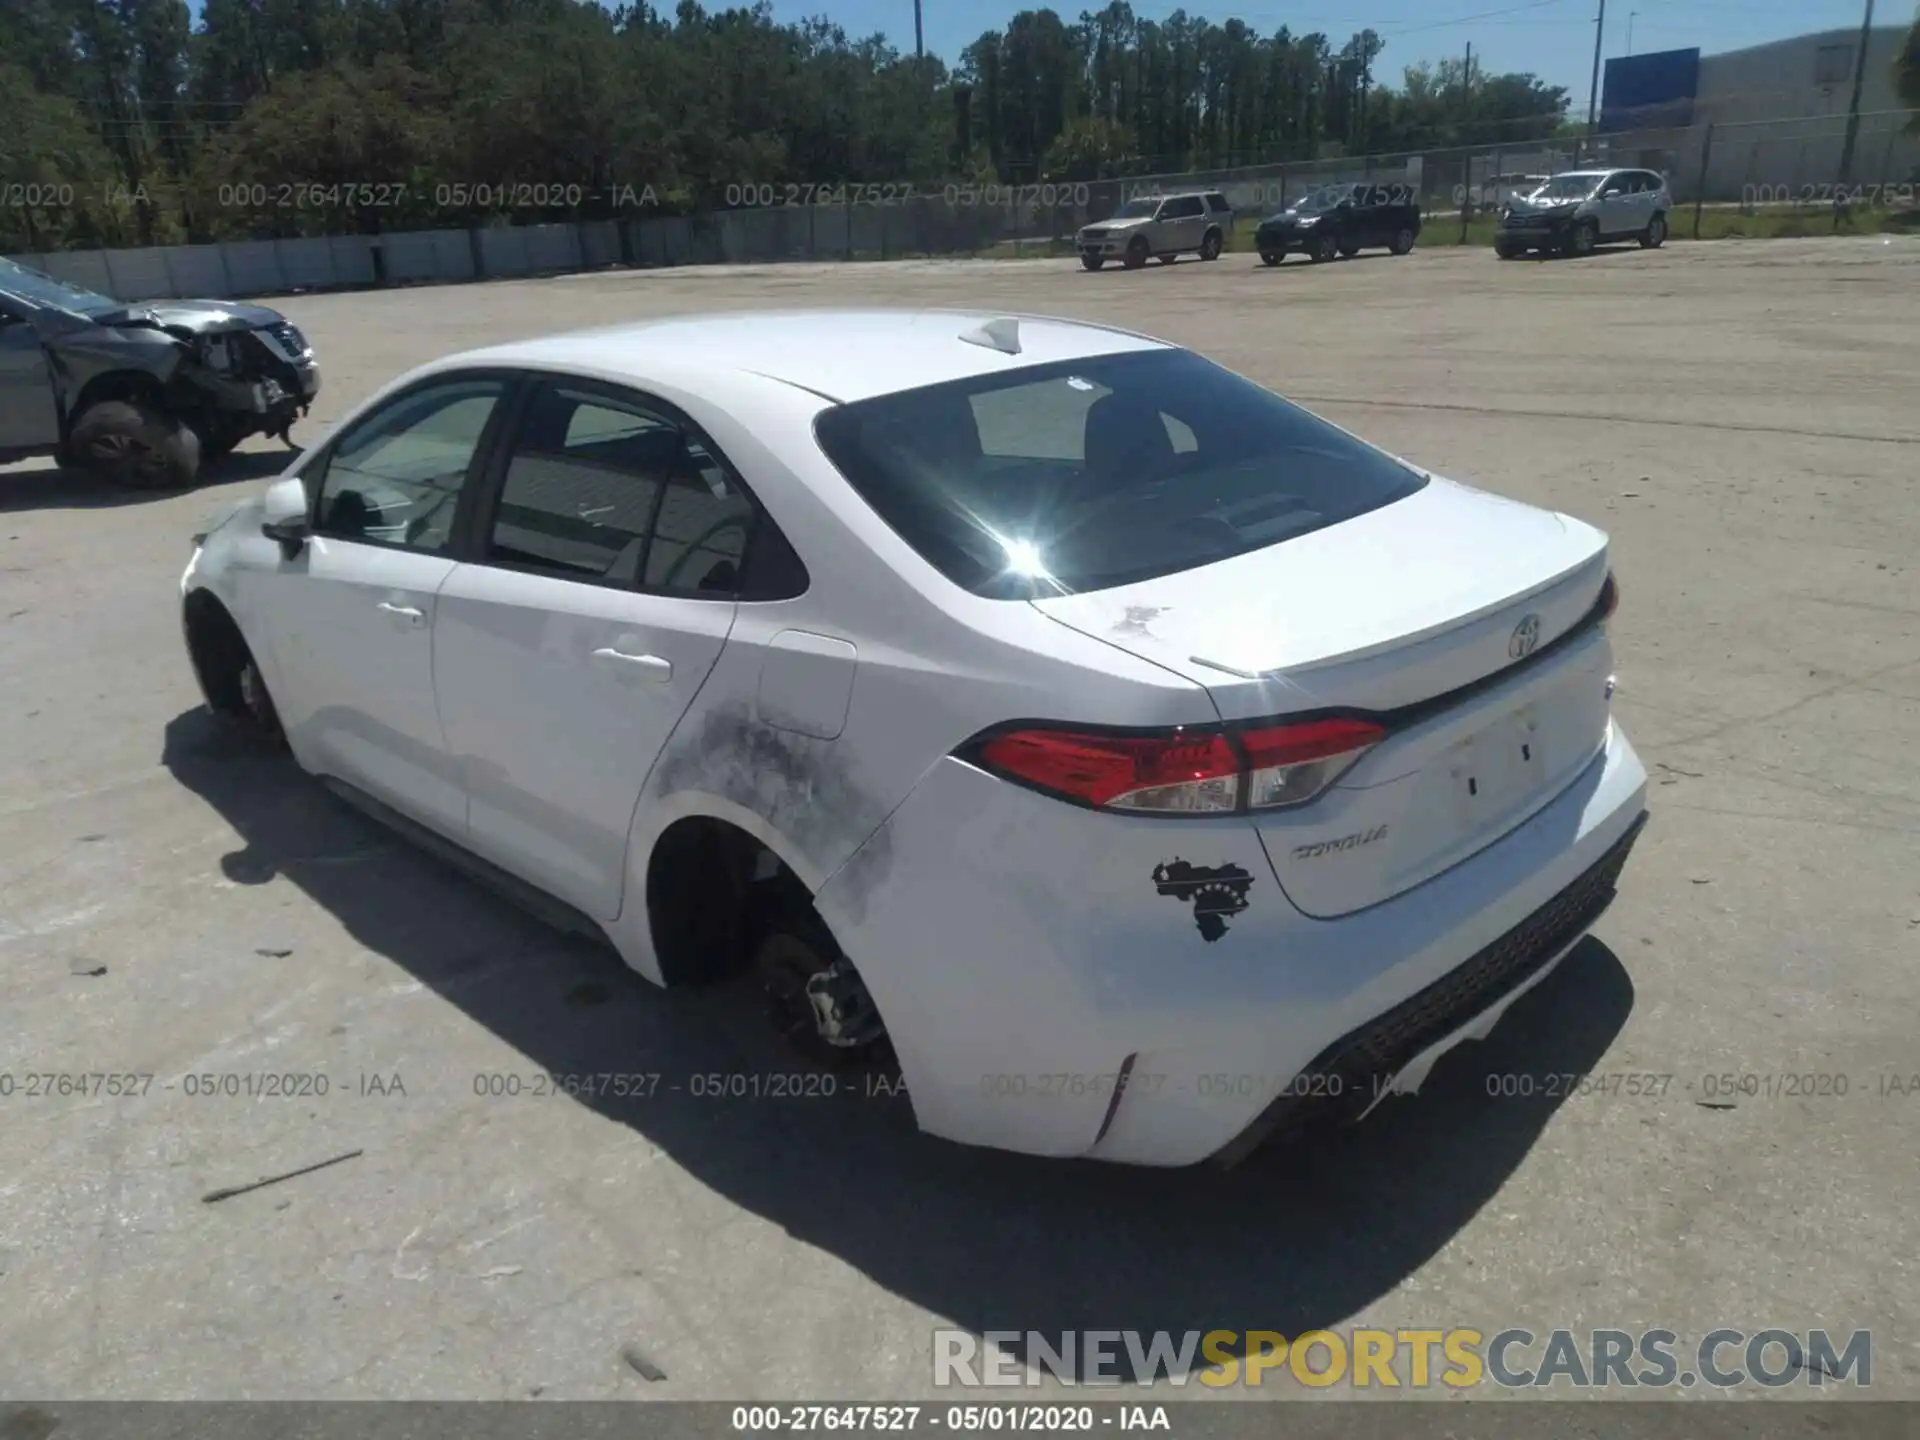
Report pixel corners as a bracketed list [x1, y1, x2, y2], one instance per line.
[1446, 702, 1547, 827]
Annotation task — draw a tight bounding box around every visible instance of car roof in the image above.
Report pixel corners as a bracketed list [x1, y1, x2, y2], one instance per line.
[449, 309, 1174, 405]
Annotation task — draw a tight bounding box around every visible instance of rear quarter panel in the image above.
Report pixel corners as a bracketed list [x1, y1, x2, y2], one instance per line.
[602, 368, 1217, 981]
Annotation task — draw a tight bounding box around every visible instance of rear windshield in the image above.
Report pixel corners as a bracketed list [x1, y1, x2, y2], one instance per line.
[812, 348, 1428, 599]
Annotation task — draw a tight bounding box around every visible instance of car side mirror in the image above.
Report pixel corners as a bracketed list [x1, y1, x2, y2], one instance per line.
[260, 475, 311, 558]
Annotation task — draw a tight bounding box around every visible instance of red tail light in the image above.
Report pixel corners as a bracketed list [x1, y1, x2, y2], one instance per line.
[976, 727, 1241, 813]
[971, 716, 1386, 815]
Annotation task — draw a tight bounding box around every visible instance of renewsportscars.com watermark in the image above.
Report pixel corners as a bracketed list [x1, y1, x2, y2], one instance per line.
[934, 1328, 1873, 1390]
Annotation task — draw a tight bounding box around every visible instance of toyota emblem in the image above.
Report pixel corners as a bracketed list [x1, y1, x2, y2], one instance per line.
[1509, 614, 1542, 659]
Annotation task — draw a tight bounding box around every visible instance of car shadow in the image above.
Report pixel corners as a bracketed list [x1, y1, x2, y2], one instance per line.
[0, 447, 300, 514]
[161, 707, 1637, 1372]
[1249, 251, 1401, 274]
[1515, 244, 1649, 263]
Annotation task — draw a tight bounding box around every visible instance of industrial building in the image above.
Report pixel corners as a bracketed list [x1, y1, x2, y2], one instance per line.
[1596, 26, 1920, 201]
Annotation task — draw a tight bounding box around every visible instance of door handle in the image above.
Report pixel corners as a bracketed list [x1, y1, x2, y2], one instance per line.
[592, 647, 672, 680]
[377, 601, 425, 626]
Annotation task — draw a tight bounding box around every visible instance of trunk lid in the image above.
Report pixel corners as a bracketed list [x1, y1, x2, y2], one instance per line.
[1032, 478, 1617, 917]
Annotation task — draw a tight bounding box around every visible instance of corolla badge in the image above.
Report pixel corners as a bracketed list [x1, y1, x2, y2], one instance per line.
[1509, 613, 1542, 659]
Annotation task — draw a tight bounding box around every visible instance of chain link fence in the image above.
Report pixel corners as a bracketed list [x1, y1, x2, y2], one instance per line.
[962, 107, 1920, 254]
[7, 108, 1916, 292]
[679, 107, 1920, 262]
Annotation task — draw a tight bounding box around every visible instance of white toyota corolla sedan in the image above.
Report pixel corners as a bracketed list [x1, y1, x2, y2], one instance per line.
[181, 309, 1648, 1167]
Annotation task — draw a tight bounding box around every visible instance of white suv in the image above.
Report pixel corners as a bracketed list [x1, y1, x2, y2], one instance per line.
[1077, 191, 1232, 270]
[1495, 169, 1672, 259]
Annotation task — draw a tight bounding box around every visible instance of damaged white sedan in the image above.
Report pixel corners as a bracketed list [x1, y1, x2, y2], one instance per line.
[180, 309, 1647, 1167]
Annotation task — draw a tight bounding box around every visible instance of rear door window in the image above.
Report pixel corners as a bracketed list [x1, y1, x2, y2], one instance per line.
[814, 349, 1428, 599]
[642, 446, 757, 594]
[484, 385, 681, 585]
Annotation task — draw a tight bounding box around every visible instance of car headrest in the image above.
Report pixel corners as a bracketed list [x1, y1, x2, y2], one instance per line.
[1083, 392, 1173, 478]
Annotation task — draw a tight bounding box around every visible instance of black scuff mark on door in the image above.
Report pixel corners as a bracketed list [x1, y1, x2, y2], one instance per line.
[1153, 860, 1254, 942]
[649, 704, 894, 909]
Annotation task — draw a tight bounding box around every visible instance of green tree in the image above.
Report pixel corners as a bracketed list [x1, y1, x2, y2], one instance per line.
[1895, 17, 1920, 131]
[191, 57, 452, 234]
[7, 0, 1573, 247]
[1042, 114, 1134, 179]
[0, 62, 126, 249]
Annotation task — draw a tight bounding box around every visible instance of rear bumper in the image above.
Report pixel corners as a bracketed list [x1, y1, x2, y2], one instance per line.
[1211, 806, 1646, 1165]
[814, 721, 1649, 1167]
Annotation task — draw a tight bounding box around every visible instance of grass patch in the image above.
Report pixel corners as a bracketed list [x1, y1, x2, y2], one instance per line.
[1683, 204, 1915, 240]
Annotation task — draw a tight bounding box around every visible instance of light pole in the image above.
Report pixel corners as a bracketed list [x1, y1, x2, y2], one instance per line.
[913, 0, 923, 59]
[1584, 0, 1607, 161]
[1627, 11, 1636, 55]
[1836, 0, 1876, 183]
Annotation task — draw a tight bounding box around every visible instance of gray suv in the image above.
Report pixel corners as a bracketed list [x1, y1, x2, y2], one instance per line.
[1077, 191, 1232, 270]
[0, 256, 320, 489]
[1495, 169, 1673, 259]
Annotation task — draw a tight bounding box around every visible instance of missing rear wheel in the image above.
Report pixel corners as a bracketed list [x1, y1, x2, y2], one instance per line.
[755, 929, 887, 1070]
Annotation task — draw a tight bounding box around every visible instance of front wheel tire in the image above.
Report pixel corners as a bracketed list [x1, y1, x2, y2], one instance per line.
[1259, 250, 1281, 266]
[1309, 233, 1338, 263]
[1568, 219, 1598, 257]
[1080, 254, 1105, 271]
[70, 400, 199, 490]
[185, 597, 287, 750]
[1123, 237, 1149, 270]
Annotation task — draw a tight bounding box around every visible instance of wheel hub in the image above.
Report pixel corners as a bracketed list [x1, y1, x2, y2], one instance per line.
[801, 959, 885, 1049]
[239, 661, 271, 725]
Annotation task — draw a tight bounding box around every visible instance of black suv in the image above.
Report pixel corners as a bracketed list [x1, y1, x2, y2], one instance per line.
[1255, 183, 1422, 265]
